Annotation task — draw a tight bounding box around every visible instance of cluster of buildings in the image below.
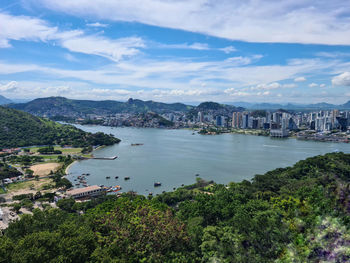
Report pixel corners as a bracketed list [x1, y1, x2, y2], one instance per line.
[0, 148, 21, 155]
[193, 109, 350, 139]
[74, 107, 350, 141]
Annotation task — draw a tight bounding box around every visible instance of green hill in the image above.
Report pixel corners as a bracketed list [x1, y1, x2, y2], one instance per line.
[1, 152, 349, 262]
[9, 97, 193, 117]
[0, 106, 120, 148]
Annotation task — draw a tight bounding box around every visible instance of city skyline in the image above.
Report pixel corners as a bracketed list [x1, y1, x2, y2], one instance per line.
[0, 1, 350, 103]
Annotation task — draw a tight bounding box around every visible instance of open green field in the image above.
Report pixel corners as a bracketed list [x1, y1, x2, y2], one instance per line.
[5, 177, 53, 193]
[29, 146, 82, 154]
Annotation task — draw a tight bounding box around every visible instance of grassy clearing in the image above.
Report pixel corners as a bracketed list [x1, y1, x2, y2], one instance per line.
[29, 146, 82, 154]
[6, 181, 36, 192]
[6, 178, 53, 193]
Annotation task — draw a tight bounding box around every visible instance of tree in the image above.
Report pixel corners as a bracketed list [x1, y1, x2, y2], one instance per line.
[25, 169, 34, 178]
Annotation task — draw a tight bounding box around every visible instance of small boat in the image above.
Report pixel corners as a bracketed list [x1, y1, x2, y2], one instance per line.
[154, 182, 161, 187]
[124, 176, 130, 180]
[75, 183, 80, 186]
[99, 184, 105, 187]
[86, 173, 90, 176]
[181, 184, 184, 186]
[112, 185, 122, 192]
[148, 192, 153, 196]
[115, 176, 119, 179]
[106, 176, 110, 179]
[131, 143, 144, 146]
[195, 173, 200, 176]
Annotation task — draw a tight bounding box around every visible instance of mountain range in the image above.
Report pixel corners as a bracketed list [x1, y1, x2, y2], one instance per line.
[9, 97, 193, 117]
[7, 96, 350, 118]
[228, 101, 350, 110]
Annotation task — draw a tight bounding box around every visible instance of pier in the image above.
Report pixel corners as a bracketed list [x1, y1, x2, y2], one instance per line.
[91, 156, 118, 160]
[77, 155, 118, 160]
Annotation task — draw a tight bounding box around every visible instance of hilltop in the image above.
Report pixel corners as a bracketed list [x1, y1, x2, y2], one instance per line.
[187, 101, 244, 119]
[0, 107, 120, 148]
[9, 97, 193, 117]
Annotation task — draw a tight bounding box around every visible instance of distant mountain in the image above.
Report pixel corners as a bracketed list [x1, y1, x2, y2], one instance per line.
[341, 100, 350, 109]
[0, 95, 12, 105]
[0, 106, 120, 148]
[187, 101, 244, 119]
[8, 97, 193, 117]
[227, 101, 350, 110]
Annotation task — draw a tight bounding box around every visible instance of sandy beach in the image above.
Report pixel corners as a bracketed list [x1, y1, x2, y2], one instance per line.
[30, 163, 62, 177]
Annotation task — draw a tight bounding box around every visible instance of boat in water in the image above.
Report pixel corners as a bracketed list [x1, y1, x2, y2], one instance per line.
[154, 182, 161, 187]
[131, 143, 144, 146]
[124, 176, 130, 180]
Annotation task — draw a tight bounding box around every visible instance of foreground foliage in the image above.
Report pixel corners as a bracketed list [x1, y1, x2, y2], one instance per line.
[1, 152, 350, 262]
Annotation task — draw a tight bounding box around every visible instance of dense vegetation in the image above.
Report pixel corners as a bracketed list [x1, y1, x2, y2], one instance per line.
[0, 107, 120, 148]
[0, 162, 22, 180]
[1, 153, 350, 262]
[9, 96, 192, 117]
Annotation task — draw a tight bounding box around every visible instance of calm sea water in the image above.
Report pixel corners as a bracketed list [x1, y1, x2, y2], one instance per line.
[67, 125, 350, 195]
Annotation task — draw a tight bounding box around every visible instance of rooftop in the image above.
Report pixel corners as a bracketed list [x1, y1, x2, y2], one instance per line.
[67, 185, 102, 196]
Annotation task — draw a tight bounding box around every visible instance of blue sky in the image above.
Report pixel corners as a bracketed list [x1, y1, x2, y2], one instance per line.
[0, 0, 350, 104]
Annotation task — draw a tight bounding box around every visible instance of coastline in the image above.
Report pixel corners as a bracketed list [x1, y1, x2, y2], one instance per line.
[65, 161, 76, 175]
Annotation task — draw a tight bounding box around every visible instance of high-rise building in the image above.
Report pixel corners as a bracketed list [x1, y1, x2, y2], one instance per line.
[216, 116, 222, 127]
[198, 111, 204, 123]
[232, 112, 242, 128]
[242, 112, 249, 129]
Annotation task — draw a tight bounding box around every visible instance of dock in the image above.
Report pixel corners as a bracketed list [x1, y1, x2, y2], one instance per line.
[77, 155, 118, 160]
[91, 156, 118, 160]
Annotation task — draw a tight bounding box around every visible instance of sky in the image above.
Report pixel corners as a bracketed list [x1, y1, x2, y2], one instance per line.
[0, 0, 350, 104]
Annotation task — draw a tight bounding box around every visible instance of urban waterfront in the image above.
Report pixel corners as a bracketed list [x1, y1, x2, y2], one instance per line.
[67, 125, 350, 195]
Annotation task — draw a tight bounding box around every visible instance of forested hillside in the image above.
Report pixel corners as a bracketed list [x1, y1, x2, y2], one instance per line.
[0, 107, 120, 148]
[9, 96, 192, 117]
[1, 152, 349, 262]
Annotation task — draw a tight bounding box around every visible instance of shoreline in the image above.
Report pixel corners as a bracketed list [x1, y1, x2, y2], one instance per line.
[65, 161, 76, 174]
[65, 145, 107, 175]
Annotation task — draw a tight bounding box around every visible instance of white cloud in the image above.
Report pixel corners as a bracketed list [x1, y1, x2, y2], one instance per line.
[320, 83, 326, 88]
[34, 0, 350, 45]
[63, 53, 78, 62]
[0, 12, 81, 48]
[294, 77, 306, 82]
[61, 36, 145, 61]
[0, 12, 144, 61]
[251, 82, 296, 91]
[86, 22, 108, 28]
[219, 46, 236, 54]
[0, 81, 18, 92]
[309, 83, 318, 88]
[332, 72, 350, 86]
